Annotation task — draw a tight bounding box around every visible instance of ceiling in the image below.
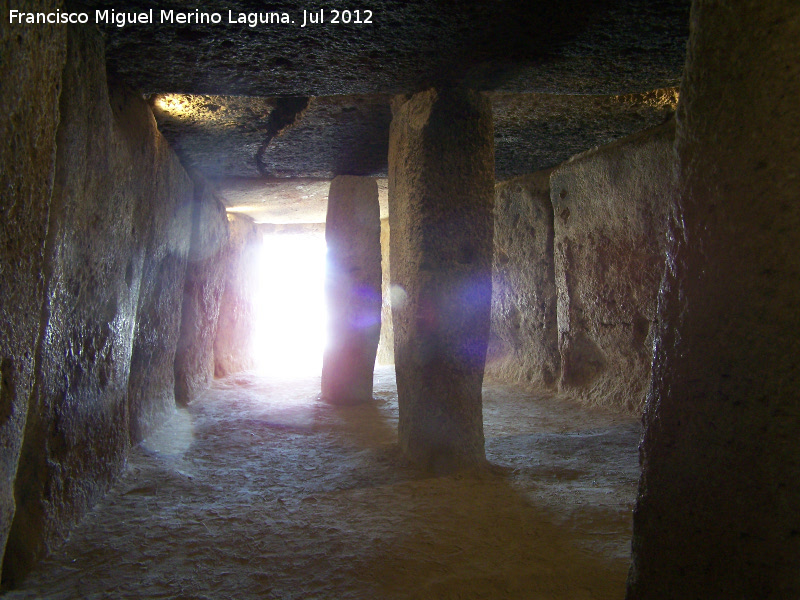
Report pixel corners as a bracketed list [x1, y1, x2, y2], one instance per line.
[78, 0, 691, 222]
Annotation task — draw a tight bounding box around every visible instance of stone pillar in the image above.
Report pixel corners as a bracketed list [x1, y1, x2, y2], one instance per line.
[376, 218, 394, 365]
[627, 2, 800, 598]
[388, 88, 494, 473]
[321, 176, 381, 405]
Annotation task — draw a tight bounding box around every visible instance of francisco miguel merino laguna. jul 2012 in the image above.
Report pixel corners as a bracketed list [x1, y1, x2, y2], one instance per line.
[7, 8, 373, 28]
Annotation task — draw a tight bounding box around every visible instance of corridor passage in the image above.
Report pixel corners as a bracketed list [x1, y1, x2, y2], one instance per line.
[7, 368, 639, 600]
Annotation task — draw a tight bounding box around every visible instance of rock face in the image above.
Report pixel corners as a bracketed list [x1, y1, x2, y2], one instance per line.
[376, 219, 394, 365]
[491, 88, 678, 179]
[125, 90, 193, 444]
[4, 25, 193, 583]
[321, 176, 381, 404]
[99, 0, 689, 97]
[487, 172, 559, 388]
[550, 121, 674, 414]
[149, 90, 678, 184]
[214, 213, 260, 376]
[154, 95, 392, 180]
[174, 176, 230, 405]
[0, 4, 66, 580]
[627, 2, 800, 597]
[389, 88, 494, 472]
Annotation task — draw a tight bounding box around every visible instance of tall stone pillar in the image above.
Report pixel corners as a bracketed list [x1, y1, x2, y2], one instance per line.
[388, 88, 494, 473]
[321, 176, 381, 405]
[375, 218, 394, 365]
[627, 2, 800, 598]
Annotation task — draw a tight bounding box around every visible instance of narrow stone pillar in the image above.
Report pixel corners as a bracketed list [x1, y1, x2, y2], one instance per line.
[321, 176, 381, 405]
[375, 218, 394, 365]
[388, 88, 494, 473]
[627, 2, 800, 598]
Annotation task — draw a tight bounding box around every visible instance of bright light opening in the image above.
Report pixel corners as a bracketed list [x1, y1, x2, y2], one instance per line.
[252, 232, 327, 377]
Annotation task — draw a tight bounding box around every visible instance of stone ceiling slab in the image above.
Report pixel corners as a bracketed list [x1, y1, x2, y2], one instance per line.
[218, 177, 389, 224]
[73, 0, 690, 224]
[82, 0, 689, 96]
[151, 89, 678, 183]
[152, 94, 391, 179]
[491, 88, 678, 177]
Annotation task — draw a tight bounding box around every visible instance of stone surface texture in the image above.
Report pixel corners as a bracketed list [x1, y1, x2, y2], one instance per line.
[149, 90, 678, 189]
[214, 214, 261, 376]
[627, 2, 800, 597]
[5, 368, 642, 600]
[376, 219, 394, 365]
[4, 25, 193, 583]
[320, 176, 382, 404]
[0, 1, 66, 581]
[97, 0, 688, 97]
[490, 89, 677, 179]
[486, 172, 559, 389]
[124, 91, 193, 445]
[174, 176, 230, 405]
[389, 88, 494, 472]
[153, 95, 392, 180]
[550, 121, 674, 414]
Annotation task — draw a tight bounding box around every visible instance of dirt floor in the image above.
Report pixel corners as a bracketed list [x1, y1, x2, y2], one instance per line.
[5, 366, 641, 600]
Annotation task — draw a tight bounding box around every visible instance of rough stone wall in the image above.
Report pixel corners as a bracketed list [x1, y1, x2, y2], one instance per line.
[174, 176, 230, 405]
[376, 218, 394, 365]
[214, 213, 260, 376]
[627, 2, 800, 597]
[549, 121, 674, 414]
[3, 26, 193, 583]
[321, 176, 382, 404]
[124, 91, 193, 444]
[389, 88, 494, 473]
[0, 2, 66, 579]
[486, 171, 559, 388]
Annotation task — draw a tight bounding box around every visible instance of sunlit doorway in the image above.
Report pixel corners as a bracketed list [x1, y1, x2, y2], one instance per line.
[252, 231, 327, 377]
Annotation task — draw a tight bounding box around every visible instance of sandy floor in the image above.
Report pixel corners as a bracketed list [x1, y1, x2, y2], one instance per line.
[5, 366, 641, 600]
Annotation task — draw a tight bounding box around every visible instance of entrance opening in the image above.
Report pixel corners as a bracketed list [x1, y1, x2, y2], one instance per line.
[252, 231, 327, 376]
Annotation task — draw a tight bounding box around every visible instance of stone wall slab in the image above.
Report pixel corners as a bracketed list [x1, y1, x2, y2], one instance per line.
[550, 121, 674, 414]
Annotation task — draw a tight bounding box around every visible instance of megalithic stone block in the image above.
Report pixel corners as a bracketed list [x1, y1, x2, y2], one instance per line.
[4, 27, 193, 583]
[174, 175, 230, 406]
[627, 1, 800, 598]
[550, 121, 674, 415]
[213, 213, 260, 377]
[388, 88, 494, 473]
[376, 218, 394, 365]
[0, 5, 65, 582]
[487, 171, 560, 390]
[321, 176, 382, 405]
